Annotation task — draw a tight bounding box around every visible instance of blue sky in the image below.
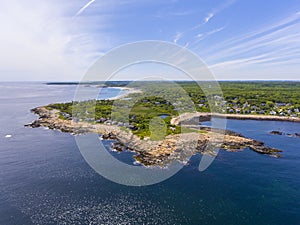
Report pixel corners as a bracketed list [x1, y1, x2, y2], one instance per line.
[0, 0, 300, 80]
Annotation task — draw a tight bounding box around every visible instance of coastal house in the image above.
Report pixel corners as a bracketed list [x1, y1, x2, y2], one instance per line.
[85, 118, 94, 122]
[96, 118, 107, 123]
[220, 101, 227, 107]
[214, 95, 223, 101]
[104, 120, 112, 125]
[228, 109, 234, 113]
[251, 105, 259, 110]
[129, 125, 138, 131]
[275, 103, 286, 107]
[243, 102, 250, 108]
[61, 112, 71, 120]
[235, 109, 241, 114]
[117, 122, 124, 126]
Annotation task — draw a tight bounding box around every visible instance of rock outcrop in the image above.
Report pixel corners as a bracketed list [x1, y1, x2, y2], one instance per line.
[171, 112, 300, 126]
[25, 107, 283, 167]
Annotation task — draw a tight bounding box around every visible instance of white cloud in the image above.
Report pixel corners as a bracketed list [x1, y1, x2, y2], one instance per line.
[173, 32, 184, 43]
[75, 0, 96, 16]
[205, 11, 300, 56]
[202, 0, 236, 25]
[204, 13, 214, 24]
[206, 13, 300, 63]
[75, 0, 96, 17]
[189, 26, 226, 47]
[205, 12, 300, 80]
[0, 0, 115, 81]
[204, 26, 225, 38]
[174, 0, 235, 43]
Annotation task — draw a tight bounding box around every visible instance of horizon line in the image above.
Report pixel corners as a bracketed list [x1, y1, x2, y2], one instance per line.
[1, 79, 300, 83]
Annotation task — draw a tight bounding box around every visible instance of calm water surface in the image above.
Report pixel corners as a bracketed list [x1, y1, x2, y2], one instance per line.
[0, 83, 299, 224]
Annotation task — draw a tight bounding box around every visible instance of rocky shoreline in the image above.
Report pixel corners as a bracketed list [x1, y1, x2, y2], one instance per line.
[25, 107, 283, 167]
[171, 112, 300, 126]
[270, 130, 300, 138]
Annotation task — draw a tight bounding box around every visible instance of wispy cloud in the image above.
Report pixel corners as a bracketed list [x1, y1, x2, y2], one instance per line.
[205, 12, 300, 79]
[202, 0, 236, 25]
[206, 12, 300, 63]
[205, 11, 300, 57]
[173, 0, 235, 44]
[179, 27, 222, 50]
[182, 26, 226, 50]
[154, 9, 195, 18]
[204, 13, 214, 24]
[173, 32, 184, 43]
[75, 0, 96, 17]
[195, 26, 226, 42]
[0, 0, 114, 81]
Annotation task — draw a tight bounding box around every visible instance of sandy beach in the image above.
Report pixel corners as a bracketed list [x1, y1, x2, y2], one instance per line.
[107, 87, 142, 100]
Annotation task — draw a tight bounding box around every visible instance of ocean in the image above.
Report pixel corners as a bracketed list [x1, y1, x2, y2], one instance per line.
[0, 82, 299, 224]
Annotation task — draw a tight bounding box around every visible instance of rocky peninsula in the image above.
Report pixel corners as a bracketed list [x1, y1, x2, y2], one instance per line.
[25, 106, 283, 167]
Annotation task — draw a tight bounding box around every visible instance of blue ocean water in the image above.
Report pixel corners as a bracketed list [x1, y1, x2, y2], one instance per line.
[0, 83, 299, 224]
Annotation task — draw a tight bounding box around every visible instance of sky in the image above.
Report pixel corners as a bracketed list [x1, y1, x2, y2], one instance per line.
[0, 0, 300, 81]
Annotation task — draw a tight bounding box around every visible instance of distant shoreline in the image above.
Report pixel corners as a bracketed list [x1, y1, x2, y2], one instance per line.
[45, 82, 141, 101]
[107, 87, 142, 100]
[45, 81, 300, 84]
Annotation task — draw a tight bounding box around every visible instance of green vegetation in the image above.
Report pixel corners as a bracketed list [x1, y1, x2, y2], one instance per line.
[47, 81, 300, 138]
[179, 81, 300, 115]
[47, 97, 181, 139]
